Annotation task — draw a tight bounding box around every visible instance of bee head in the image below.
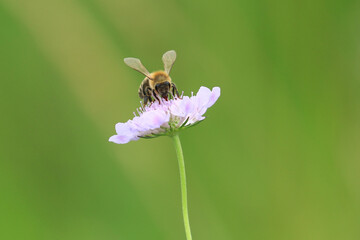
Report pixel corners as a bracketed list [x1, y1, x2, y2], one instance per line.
[155, 82, 171, 99]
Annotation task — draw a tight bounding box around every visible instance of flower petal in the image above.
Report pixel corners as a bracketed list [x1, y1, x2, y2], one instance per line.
[206, 87, 221, 108]
[109, 134, 136, 144]
[140, 109, 170, 129]
[170, 96, 195, 118]
[115, 122, 131, 135]
[195, 86, 212, 108]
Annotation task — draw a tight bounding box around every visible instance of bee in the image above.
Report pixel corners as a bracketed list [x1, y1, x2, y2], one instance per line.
[124, 50, 179, 105]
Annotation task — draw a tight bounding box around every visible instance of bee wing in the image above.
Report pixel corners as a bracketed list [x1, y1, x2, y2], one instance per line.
[162, 50, 176, 74]
[124, 57, 151, 77]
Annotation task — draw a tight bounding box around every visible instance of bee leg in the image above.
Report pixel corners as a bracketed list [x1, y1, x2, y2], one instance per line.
[171, 82, 180, 98]
[143, 96, 149, 106]
[144, 87, 154, 106]
[152, 89, 161, 104]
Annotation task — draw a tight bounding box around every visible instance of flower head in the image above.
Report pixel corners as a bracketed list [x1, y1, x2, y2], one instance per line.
[109, 86, 220, 144]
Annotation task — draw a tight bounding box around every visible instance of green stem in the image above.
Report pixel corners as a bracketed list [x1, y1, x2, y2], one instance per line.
[172, 134, 193, 240]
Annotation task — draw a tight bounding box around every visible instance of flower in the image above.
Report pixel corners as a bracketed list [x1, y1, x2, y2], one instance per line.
[109, 86, 221, 144]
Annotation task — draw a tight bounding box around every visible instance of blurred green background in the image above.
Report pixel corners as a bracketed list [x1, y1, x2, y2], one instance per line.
[1, 0, 359, 239]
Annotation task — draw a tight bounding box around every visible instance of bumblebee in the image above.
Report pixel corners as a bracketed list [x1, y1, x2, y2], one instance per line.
[124, 50, 179, 105]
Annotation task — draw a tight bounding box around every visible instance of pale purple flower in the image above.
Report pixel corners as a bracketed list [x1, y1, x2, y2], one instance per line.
[109, 86, 221, 144]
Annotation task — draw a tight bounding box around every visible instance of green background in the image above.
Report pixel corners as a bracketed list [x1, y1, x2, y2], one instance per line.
[1, 0, 359, 239]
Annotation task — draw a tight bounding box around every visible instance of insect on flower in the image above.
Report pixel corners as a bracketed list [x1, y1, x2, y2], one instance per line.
[109, 50, 220, 144]
[124, 50, 180, 105]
